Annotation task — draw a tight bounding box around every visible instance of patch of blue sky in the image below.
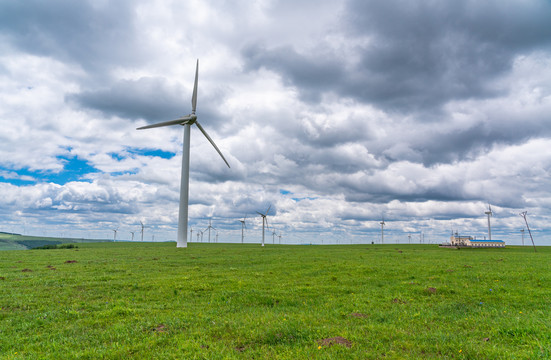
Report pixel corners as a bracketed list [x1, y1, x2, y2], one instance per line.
[109, 169, 139, 177]
[109, 147, 176, 160]
[279, 189, 316, 202]
[0, 155, 99, 186]
[292, 197, 318, 202]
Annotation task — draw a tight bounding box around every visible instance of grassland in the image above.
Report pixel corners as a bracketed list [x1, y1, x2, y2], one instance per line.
[0, 243, 549, 359]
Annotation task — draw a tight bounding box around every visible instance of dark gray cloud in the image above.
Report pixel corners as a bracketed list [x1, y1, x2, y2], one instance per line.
[0, 0, 142, 73]
[344, 0, 551, 111]
[242, 0, 551, 113]
[68, 77, 185, 122]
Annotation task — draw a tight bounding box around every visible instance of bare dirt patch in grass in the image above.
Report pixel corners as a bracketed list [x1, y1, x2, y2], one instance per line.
[65, 260, 77, 264]
[153, 324, 167, 333]
[392, 298, 407, 304]
[21, 268, 32, 272]
[350, 312, 369, 318]
[318, 336, 352, 348]
[426, 287, 437, 294]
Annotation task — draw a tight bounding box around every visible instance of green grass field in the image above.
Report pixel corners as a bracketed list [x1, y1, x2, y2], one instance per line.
[0, 242, 549, 359]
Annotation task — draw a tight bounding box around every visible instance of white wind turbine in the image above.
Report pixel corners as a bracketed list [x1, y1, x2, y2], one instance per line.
[256, 205, 271, 247]
[140, 221, 144, 242]
[112, 227, 118, 242]
[380, 217, 385, 244]
[206, 219, 216, 243]
[239, 215, 247, 244]
[130, 231, 135, 241]
[137, 60, 230, 248]
[484, 204, 493, 240]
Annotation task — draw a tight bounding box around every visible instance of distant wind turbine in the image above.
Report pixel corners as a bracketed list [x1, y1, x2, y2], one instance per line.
[137, 59, 230, 248]
[520, 228, 525, 246]
[112, 228, 118, 242]
[257, 205, 271, 247]
[272, 230, 277, 244]
[140, 221, 144, 242]
[190, 227, 194, 243]
[130, 231, 135, 241]
[278, 233, 282, 245]
[484, 204, 493, 240]
[380, 217, 385, 244]
[206, 219, 216, 243]
[239, 215, 247, 244]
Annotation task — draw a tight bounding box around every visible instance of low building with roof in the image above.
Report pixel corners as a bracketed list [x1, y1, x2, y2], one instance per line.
[442, 234, 505, 248]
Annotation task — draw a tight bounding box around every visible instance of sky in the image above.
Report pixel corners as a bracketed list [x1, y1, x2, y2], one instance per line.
[1, 0, 550, 245]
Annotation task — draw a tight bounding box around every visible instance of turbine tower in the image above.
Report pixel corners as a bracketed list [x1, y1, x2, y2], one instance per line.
[137, 60, 230, 248]
[190, 227, 193, 243]
[520, 228, 525, 246]
[112, 228, 118, 242]
[130, 231, 135, 241]
[140, 221, 144, 242]
[484, 204, 493, 240]
[380, 218, 385, 244]
[272, 230, 277, 244]
[256, 205, 271, 247]
[239, 215, 247, 244]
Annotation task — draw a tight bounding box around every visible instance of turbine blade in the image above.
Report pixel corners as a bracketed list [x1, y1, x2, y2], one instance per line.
[195, 121, 230, 168]
[192, 59, 198, 113]
[137, 116, 193, 130]
[266, 205, 271, 214]
[256, 211, 264, 216]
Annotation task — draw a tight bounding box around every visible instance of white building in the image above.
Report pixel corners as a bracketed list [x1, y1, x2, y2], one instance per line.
[448, 235, 505, 248]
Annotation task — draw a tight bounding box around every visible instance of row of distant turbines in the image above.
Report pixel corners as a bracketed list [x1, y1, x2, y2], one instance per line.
[112, 221, 145, 242]
[190, 207, 283, 245]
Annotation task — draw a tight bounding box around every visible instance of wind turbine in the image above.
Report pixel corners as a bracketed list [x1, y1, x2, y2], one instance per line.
[256, 205, 271, 247]
[278, 233, 282, 245]
[112, 228, 118, 242]
[206, 219, 216, 243]
[137, 59, 230, 248]
[130, 231, 135, 241]
[272, 230, 277, 244]
[520, 228, 525, 246]
[484, 204, 493, 240]
[239, 215, 247, 244]
[380, 217, 385, 244]
[140, 221, 144, 242]
[190, 227, 194, 242]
